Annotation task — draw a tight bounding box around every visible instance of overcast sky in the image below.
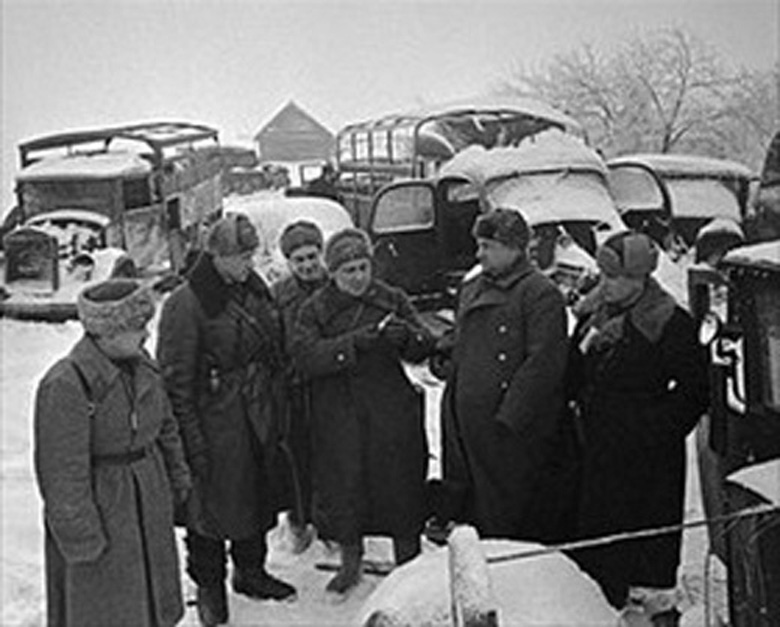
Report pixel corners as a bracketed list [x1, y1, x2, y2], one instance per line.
[2, 0, 778, 215]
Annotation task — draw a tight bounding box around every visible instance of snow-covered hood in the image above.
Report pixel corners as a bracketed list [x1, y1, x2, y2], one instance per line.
[438, 131, 622, 229]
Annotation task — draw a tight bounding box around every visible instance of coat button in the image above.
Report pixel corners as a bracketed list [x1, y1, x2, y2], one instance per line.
[497, 352, 507, 362]
[498, 324, 508, 334]
[336, 353, 346, 362]
[500, 381, 509, 390]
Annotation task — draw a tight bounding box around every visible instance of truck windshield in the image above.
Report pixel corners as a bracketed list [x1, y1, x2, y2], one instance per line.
[663, 177, 742, 221]
[20, 179, 115, 219]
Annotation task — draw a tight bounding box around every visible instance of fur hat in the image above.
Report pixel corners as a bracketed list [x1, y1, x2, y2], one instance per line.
[596, 231, 659, 278]
[279, 220, 324, 258]
[206, 213, 259, 257]
[472, 208, 531, 250]
[324, 228, 373, 272]
[77, 279, 155, 337]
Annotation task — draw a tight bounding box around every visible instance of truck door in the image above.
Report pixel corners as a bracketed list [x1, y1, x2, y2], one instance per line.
[368, 181, 443, 307]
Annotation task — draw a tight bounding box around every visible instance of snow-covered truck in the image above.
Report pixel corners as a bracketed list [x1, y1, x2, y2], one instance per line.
[1, 121, 223, 320]
[333, 96, 584, 231]
[606, 153, 757, 258]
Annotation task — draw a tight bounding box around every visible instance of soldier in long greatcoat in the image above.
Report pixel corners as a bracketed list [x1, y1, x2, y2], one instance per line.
[438, 208, 577, 543]
[271, 220, 328, 552]
[34, 279, 191, 627]
[567, 231, 709, 617]
[157, 214, 295, 626]
[292, 228, 435, 595]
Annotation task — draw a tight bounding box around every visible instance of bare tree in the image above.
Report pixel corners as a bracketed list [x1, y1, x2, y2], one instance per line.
[497, 26, 779, 170]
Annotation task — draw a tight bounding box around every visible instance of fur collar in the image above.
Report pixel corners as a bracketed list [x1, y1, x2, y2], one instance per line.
[577, 277, 676, 349]
[187, 252, 270, 318]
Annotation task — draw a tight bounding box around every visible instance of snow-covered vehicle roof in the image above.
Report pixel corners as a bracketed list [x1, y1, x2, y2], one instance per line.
[438, 130, 621, 228]
[721, 240, 780, 270]
[608, 153, 755, 180]
[16, 152, 152, 181]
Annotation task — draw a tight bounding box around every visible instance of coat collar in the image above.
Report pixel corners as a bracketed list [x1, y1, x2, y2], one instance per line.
[68, 335, 159, 399]
[315, 278, 399, 323]
[273, 274, 326, 309]
[460, 258, 536, 313]
[188, 252, 270, 318]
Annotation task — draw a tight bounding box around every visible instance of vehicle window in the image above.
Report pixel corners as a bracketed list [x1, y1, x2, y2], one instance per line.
[122, 177, 152, 210]
[663, 177, 742, 221]
[20, 180, 115, 218]
[373, 185, 434, 232]
[608, 166, 664, 212]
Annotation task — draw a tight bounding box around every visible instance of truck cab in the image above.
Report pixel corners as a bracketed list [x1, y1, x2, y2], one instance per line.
[2, 121, 223, 318]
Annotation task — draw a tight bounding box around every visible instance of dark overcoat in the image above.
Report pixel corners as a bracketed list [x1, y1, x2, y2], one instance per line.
[157, 253, 287, 539]
[34, 336, 191, 627]
[567, 278, 709, 607]
[271, 273, 327, 521]
[441, 258, 571, 541]
[292, 279, 434, 543]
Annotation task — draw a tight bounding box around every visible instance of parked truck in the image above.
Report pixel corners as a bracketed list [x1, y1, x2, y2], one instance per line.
[1, 121, 223, 319]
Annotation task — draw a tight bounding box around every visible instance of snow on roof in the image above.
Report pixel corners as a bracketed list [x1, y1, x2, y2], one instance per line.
[722, 240, 780, 269]
[438, 130, 620, 226]
[608, 153, 755, 179]
[348, 95, 583, 135]
[16, 152, 152, 181]
[439, 130, 607, 183]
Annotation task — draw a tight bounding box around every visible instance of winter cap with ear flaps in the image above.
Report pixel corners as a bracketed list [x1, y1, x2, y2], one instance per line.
[77, 279, 155, 337]
[596, 231, 659, 278]
[206, 214, 259, 257]
[324, 228, 373, 272]
[472, 208, 531, 250]
[279, 220, 324, 258]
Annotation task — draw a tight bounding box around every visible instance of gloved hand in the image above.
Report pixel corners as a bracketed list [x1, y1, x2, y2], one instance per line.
[188, 452, 211, 481]
[380, 319, 410, 349]
[352, 326, 380, 352]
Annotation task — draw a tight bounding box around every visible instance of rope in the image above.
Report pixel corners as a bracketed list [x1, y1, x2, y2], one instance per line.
[486, 503, 780, 565]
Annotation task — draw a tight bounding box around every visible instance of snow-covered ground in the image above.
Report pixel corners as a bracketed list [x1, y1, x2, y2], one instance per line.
[1, 316, 725, 626]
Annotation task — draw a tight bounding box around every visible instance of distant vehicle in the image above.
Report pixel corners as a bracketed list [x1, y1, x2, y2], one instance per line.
[355, 130, 633, 312]
[748, 130, 780, 243]
[689, 241, 780, 626]
[606, 153, 756, 258]
[223, 192, 353, 284]
[1, 121, 223, 319]
[334, 96, 583, 229]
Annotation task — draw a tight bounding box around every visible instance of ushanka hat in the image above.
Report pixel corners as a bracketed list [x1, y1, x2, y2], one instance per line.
[206, 213, 259, 257]
[472, 208, 531, 250]
[279, 220, 324, 258]
[77, 279, 155, 337]
[324, 228, 373, 271]
[596, 231, 659, 278]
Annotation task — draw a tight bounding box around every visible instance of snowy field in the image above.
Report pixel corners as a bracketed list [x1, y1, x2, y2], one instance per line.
[1, 316, 726, 626]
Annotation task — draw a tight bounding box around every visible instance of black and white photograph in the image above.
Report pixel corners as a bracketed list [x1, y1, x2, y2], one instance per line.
[1, 1, 779, 625]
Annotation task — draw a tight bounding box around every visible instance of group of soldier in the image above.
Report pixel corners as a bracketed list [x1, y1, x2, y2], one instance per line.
[34, 206, 709, 627]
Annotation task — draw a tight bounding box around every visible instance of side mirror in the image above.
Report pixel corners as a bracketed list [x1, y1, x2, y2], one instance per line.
[699, 312, 722, 346]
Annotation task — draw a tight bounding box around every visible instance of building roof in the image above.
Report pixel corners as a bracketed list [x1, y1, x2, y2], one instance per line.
[254, 101, 335, 162]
